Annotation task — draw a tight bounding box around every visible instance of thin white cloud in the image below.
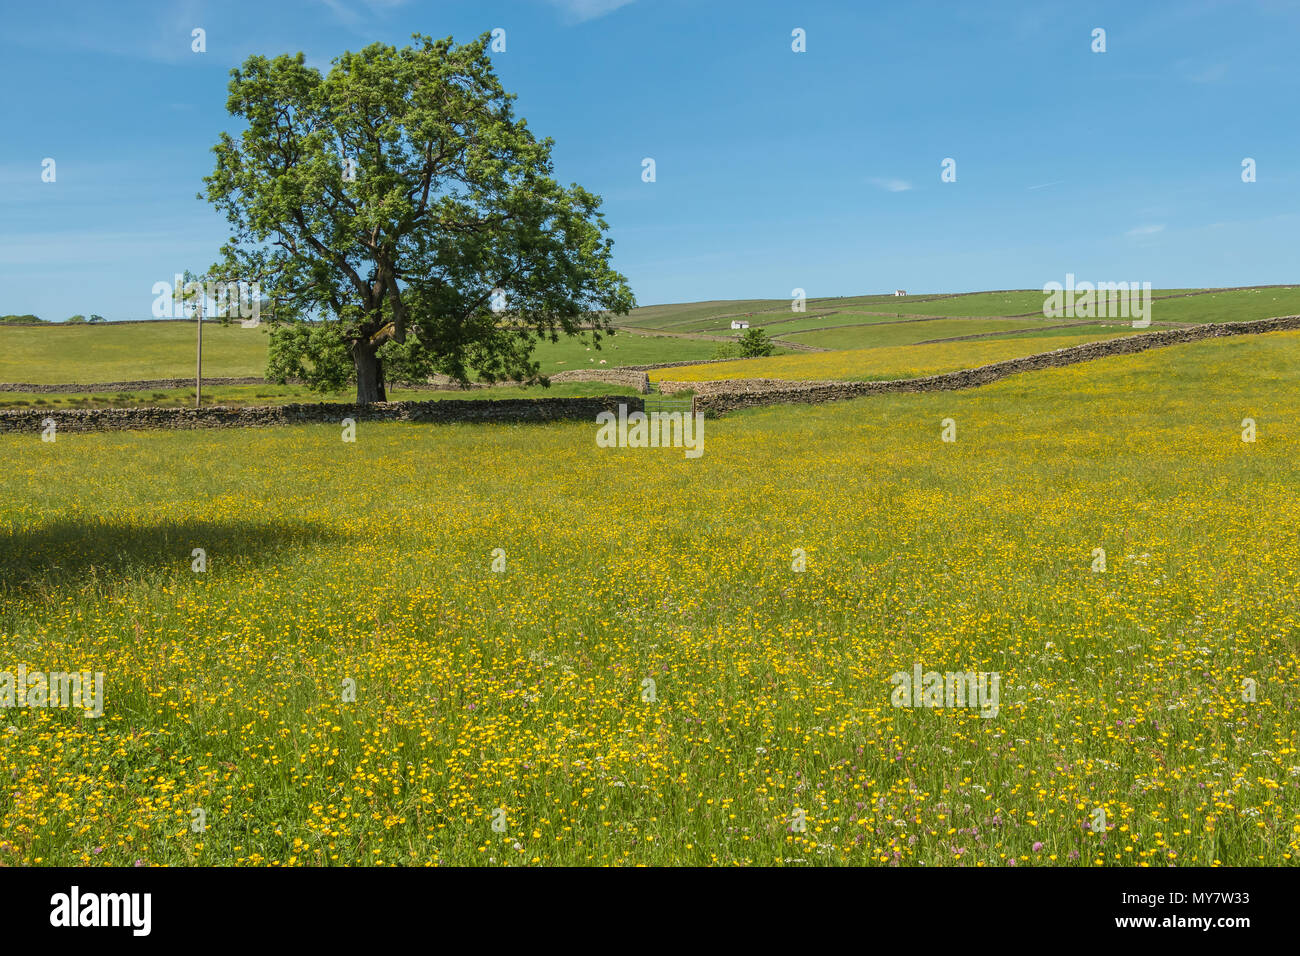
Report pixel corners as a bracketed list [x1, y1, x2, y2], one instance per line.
[1177, 57, 1229, 84]
[316, 0, 359, 25]
[868, 178, 913, 193]
[315, 0, 410, 28]
[8, 0, 205, 65]
[545, 0, 636, 23]
[1125, 224, 1166, 238]
[1027, 181, 1064, 190]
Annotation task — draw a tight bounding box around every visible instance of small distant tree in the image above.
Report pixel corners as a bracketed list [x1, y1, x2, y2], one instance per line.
[88, 314, 106, 323]
[738, 327, 775, 357]
[66, 314, 87, 324]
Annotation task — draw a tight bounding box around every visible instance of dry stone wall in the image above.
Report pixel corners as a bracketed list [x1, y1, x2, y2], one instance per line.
[0, 396, 641, 434]
[0, 376, 277, 393]
[546, 368, 650, 391]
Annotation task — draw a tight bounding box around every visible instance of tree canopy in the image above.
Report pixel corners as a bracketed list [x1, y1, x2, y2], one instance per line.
[203, 32, 634, 403]
[738, 327, 775, 357]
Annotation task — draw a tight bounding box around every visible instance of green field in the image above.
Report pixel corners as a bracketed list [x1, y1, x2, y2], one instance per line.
[618, 298, 791, 330]
[853, 287, 1300, 321]
[621, 287, 1300, 332]
[0, 322, 268, 384]
[0, 322, 716, 388]
[3, 287, 1296, 400]
[2, 329, 1296, 866]
[526, 331, 728, 373]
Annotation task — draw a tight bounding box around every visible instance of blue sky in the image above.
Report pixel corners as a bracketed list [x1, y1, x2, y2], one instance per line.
[1, 0, 1297, 319]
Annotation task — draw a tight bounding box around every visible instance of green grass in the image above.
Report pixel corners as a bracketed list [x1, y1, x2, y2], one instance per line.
[873, 287, 1300, 321]
[778, 319, 1140, 351]
[877, 291, 1059, 316]
[5, 288, 1296, 389]
[0, 321, 268, 384]
[0, 330, 1296, 866]
[625, 297, 918, 335]
[3, 288, 1297, 408]
[526, 329, 722, 371]
[1139, 287, 1300, 323]
[617, 287, 1300, 340]
[0, 322, 718, 388]
[619, 299, 788, 330]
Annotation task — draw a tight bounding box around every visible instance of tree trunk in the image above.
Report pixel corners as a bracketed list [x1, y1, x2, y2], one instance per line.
[353, 340, 388, 404]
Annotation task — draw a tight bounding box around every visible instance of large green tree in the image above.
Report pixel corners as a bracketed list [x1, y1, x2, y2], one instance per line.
[203, 33, 634, 403]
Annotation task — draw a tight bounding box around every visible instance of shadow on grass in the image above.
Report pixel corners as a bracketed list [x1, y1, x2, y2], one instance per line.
[0, 517, 345, 597]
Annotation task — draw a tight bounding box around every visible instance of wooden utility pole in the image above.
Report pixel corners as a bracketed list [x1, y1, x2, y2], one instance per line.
[195, 292, 204, 408]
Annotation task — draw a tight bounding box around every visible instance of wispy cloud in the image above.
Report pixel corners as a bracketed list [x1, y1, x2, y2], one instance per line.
[315, 0, 411, 28]
[868, 178, 912, 193]
[316, 0, 358, 25]
[544, 0, 636, 24]
[8, 0, 206, 65]
[1027, 181, 1064, 191]
[1189, 63, 1228, 83]
[1125, 224, 1166, 238]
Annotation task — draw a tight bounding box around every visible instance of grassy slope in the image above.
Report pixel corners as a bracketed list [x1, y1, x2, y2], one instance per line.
[0, 323, 718, 387]
[619, 287, 1300, 340]
[1137, 287, 1300, 323]
[1, 330, 1295, 865]
[4, 287, 1295, 392]
[619, 299, 788, 329]
[867, 287, 1300, 320]
[652, 332, 1134, 383]
[779, 319, 1137, 351]
[0, 322, 268, 383]
[527, 330, 720, 373]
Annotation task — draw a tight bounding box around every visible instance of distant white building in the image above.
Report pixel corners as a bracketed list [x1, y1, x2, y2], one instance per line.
[730, 320, 750, 329]
[894, 289, 907, 296]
